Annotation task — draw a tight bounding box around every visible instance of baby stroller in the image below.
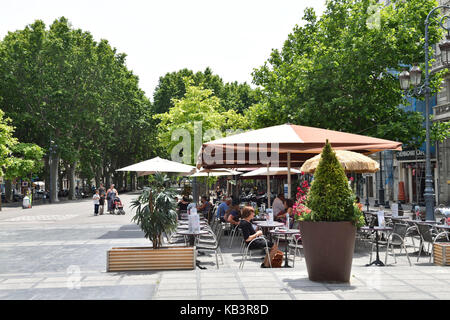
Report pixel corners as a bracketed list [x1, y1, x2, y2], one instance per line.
[111, 196, 125, 215]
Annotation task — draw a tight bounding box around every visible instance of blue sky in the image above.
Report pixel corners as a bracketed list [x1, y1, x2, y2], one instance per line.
[0, 0, 326, 99]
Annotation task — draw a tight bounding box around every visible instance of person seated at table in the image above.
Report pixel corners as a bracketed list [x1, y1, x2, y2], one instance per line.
[275, 199, 294, 227]
[239, 206, 273, 250]
[272, 193, 285, 217]
[197, 195, 212, 216]
[177, 196, 190, 212]
[226, 198, 241, 226]
[217, 197, 232, 222]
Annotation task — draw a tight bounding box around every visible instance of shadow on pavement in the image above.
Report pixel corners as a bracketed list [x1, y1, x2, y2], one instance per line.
[97, 224, 145, 239]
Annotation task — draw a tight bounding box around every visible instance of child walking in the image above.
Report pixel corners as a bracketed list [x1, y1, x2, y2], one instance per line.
[93, 190, 100, 216]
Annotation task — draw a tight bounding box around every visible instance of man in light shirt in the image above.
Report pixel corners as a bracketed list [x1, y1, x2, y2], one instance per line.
[272, 193, 285, 218]
[217, 197, 232, 222]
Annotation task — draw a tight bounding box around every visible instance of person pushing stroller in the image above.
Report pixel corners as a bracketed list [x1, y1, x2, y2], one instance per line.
[106, 184, 118, 214]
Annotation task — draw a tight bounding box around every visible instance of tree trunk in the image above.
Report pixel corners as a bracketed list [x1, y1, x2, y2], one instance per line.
[5, 180, 12, 202]
[95, 166, 101, 189]
[117, 171, 123, 191]
[68, 161, 77, 200]
[132, 172, 137, 191]
[105, 171, 111, 188]
[49, 153, 59, 202]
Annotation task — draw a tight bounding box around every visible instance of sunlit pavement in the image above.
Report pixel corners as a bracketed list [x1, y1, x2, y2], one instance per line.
[0, 192, 449, 300]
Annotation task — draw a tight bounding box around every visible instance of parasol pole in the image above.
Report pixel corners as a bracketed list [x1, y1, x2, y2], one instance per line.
[287, 151, 291, 199]
[267, 164, 270, 207]
[207, 172, 209, 201]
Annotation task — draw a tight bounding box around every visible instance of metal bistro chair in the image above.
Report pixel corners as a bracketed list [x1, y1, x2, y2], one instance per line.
[384, 222, 412, 266]
[228, 222, 243, 248]
[404, 219, 421, 252]
[415, 222, 448, 263]
[287, 233, 303, 267]
[239, 236, 272, 269]
[196, 222, 225, 269]
[208, 204, 218, 224]
[356, 212, 375, 249]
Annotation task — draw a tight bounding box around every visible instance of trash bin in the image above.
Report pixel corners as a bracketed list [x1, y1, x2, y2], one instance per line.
[22, 196, 30, 209]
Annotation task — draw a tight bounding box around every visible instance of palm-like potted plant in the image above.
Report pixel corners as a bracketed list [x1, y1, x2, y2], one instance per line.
[298, 140, 364, 282]
[107, 173, 195, 272]
[131, 173, 178, 249]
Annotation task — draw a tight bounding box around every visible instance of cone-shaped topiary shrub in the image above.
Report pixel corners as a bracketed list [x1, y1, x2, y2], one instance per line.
[301, 140, 364, 227]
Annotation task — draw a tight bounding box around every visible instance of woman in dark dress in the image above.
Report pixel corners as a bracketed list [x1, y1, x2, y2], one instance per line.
[239, 206, 273, 250]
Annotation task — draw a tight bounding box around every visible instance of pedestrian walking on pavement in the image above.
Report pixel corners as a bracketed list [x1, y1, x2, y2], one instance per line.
[93, 190, 100, 216]
[106, 184, 118, 214]
[98, 184, 106, 215]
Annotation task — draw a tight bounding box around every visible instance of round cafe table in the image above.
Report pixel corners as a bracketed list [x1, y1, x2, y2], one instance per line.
[176, 230, 209, 246]
[253, 221, 284, 241]
[269, 229, 300, 268]
[360, 226, 392, 266]
[176, 229, 210, 269]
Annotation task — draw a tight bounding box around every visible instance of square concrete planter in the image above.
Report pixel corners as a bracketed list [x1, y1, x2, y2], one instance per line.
[299, 221, 356, 283]
[107, 246, 196, 272]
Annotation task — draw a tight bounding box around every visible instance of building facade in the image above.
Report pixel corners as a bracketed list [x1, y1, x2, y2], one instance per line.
[431, 0, 450, 206]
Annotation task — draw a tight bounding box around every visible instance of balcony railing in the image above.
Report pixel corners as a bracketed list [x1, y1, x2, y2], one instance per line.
[433, 101, 450, 118]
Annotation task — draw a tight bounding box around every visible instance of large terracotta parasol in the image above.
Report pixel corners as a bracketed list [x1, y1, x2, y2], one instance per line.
[196, 124, 400, 202]
[300, 150, 380, 174]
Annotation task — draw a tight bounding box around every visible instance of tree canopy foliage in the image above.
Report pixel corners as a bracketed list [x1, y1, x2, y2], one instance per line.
[0, 17, 155, 196]
[250, 0, 446, 144]
[154, 79, 250, 165]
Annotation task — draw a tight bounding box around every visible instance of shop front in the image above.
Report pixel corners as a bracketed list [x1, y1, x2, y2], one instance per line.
[396, 148, 437, 206]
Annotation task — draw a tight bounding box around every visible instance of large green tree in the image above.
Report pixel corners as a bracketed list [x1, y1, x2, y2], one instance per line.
[250, 0, 444, 143]
[154, 80, 250, 165]
[152, 67, 259, 116]
[0, 110, 43, 208]
[0, 17, 156, 199]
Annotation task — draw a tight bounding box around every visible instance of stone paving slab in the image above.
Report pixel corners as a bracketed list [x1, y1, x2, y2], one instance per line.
[0, 193, 449, 300]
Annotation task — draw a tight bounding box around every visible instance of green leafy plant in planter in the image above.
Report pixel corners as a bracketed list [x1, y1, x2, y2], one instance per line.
[131, 173, 178, 249]
[300, 140, 365, 227]
[298, 140, 364, 283]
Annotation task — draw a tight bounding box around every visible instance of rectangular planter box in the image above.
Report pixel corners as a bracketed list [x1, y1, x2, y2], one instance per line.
[107, 246, 196, 272]
[433, 242, 450, 266]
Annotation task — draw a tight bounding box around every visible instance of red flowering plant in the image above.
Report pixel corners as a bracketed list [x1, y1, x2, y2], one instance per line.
[293, 179, 311, 221]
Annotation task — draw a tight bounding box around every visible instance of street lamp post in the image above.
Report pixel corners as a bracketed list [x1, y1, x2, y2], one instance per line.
[399, 5, 450, 221]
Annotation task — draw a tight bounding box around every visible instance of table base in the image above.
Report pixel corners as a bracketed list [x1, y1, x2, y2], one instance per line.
[196, 260, 206, 270]
[366, 259, 385, 267]
[409, 251, 431, 257]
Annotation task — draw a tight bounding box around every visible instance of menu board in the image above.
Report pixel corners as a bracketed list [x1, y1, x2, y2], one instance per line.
[391, 203, 398, 217]
[377, 211, 385, 227]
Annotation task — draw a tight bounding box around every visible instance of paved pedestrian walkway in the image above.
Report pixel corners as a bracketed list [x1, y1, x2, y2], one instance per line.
[0, 192, 449, 300]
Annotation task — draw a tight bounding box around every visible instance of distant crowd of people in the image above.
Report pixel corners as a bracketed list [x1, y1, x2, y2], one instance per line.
[92, 183, 120, 215]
